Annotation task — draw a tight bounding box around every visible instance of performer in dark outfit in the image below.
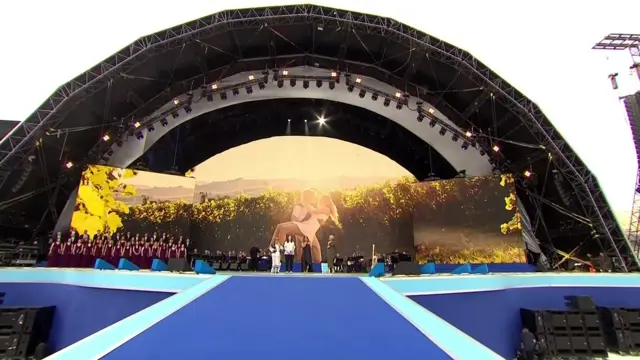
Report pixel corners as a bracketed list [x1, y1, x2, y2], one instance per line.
[178, 243, 187, 259]
[47, 233, 62, 267]
[249, 245, 260, 271]
[70, 239, 83, 268]
[132, 241, 142, 267]
[141, 242, 152, 269]
[59, 238, 72, 268]
[301, 236, 313, 273]
[82, 241, 94, 268]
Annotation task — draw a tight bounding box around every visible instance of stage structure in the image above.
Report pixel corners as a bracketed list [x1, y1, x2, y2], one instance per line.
[593, 34, 640, 259]
[0, 5, 636, 270]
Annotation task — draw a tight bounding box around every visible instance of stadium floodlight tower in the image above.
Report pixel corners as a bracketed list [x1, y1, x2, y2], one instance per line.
[593, 34, 640, 256]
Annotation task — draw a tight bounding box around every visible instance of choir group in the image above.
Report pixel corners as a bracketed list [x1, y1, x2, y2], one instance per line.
[46, 228, 190, 269]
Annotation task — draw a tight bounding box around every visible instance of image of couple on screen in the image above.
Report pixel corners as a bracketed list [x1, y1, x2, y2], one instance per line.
[269, 189, 339, 263]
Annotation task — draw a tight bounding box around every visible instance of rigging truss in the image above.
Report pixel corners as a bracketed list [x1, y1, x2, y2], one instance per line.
[0, 4, 636, 270]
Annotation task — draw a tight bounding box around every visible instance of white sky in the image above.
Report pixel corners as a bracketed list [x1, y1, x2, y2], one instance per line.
[1, 0, 640, 215]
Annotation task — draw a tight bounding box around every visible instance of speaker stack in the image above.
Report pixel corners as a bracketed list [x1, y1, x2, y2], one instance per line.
[520, 296, 607, 358]
[0, 307, 55, 360]
[598, 307, 640, 353]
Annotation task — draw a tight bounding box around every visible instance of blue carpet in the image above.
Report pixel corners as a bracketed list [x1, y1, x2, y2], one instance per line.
[411, 286, 640, 359]
[105, 276, 450, 360]
[0, 283, 170, 351]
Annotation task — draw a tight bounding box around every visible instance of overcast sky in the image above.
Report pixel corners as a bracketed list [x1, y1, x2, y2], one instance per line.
[1, 0, 639, 215]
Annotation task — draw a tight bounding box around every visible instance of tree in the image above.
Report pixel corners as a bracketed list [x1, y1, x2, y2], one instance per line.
[71, 165, 137, 235]
[499, 174, 522, 234]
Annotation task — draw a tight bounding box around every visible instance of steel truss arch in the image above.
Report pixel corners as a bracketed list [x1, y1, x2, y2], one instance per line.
[0, 4, 635, 270]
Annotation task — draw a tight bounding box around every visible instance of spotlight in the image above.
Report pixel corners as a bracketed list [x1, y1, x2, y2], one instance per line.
[160, 118, 168, 127]
[173, 99, 180, 105]
[290, 79, 296, 87]
[358, 89, 366, 98]
[524, 170, 532, 178]
[288, 119, 291, 122]
[417, 114, 425, 122]
[461, 142, 469, 150]
[116, 139, 123, 147]
[316, 80, 323, 88]
[304, 119, 307, 123]
[303, 80, 309, 89]
[383, 98, 391, 107]
[133, 121, 141, 128]
[258, 82, 266, 90]
[428, 119, 436, 128]
[135, 131, 144, 140]
[65, 161, 73, 169]
[106, 149, 114, 156]
[184, 105, 192, 114]
[211, 84, 218, 90]
[282, 70, 289, 76]
[206, 93, 213, 102]
[220, 92, 227, 100]
[439, 127, 446, 136]
[329, 81, 335, 90]
[355, 78, 362, 84]
[246, 86, 253, 94]
[102, 134, 110, 141]
[465, 131, 472, 137]
[147, 125, 155, 132]
[232, 88, 240, 96]
[479, 149, 486, 156]
[171, 111, 179, 119]
[452, 135, 459, 142]
[347, 84, 355, 92]
[396, 102, 403, 110]
[277, 78, 284, 88]
[428, 108, 435, 114]
[248, 75, 255, 80]
[394, 92, 403, 98]
[492, 145, 500, 152]
[371, 93, 379, 101]
[318, 116, 326, 124]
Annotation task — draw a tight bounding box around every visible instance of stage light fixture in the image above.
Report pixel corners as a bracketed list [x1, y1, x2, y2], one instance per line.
[107, 149, 114, 156]
[184, 105, 192, 114]
[417, 114, 425, 122]
[232, 88, 240, 96]
[133, 121, 141, 128]
[65, 161, 74, 169]
[116, 139, 123, 147]
[135, 131, 144, 140]
[396, 102, 403, 110]
[355, 78, 362, 84]
[288, 119, 291, 122]
[492, 145, 500, 152]
[465, 131, 472, 137]
[524, 170, 532, 178]
[439, 127, 446, 136]
[258, 82, 266, 90]
[147, 125, 155, 132]
[171, 111, 179, 119]
[316, 80, 323, 88]
[383, 98, 391, 107]
[277, 78, 284, 88]
[347, 84, 355, 92]
[461, 141, 469, 150]
[428, 107, 435, 114]
[160, 118, 168, 127]
[452, 135, 459, 142]
[318, 116, 326, 124]
[206, 93, 213, 102]
[394, 92, 402, 98]
[282, 70, 289, 76]
[303, 80, 309, 89]
[329, 81, 335, 90]
[102, 134, 110, 141]
[371, 93, 379, 101]
[246, 86, 253, 94]
[220, 92, 227, 101]
[248, 75, 255, 80]
[211, 84, 218, 90]
[304, 119, 307, 122]
[290, 79, 296, 87]
[479, 149, 486, 156]
[428, 119, 436, 127]
[173, 99, 180, 105]
[358, 89, 366, 98]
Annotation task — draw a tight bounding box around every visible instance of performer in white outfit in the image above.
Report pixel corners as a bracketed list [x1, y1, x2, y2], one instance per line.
[283, 236, 296, 273]
[270, 243, 282, 273]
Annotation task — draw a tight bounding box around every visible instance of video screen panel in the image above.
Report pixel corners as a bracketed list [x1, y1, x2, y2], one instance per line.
[70, 165, 195, 239]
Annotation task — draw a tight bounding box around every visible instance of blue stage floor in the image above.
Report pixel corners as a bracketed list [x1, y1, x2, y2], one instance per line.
[102, 276, 450, 360]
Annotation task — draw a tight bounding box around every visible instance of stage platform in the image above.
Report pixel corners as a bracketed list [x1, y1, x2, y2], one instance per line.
[1, 268, 640, 359]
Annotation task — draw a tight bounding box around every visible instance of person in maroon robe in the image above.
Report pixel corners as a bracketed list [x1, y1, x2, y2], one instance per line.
[114, 242, 125, 267]
[123, 242, 132, 262]
[140, 242, 152, 269]
[177, 243, 187, 259]
[103, 241, 115, 266]
[167, 243, 178, 260]
[47, 233, 63, 267]
[131, 241, 142, 267]
[70, 239, 83, 268]
[82, 241, 94, 268]
[59, 238, 72, 267]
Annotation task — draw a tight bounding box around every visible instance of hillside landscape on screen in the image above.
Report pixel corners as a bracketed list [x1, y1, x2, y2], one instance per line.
[70, 165, 195, 238]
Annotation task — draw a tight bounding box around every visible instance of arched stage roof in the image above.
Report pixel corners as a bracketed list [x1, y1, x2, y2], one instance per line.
[0, 5, 635, 270]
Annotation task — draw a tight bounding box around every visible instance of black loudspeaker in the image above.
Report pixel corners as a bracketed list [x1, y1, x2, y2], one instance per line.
[565, 296, 596, 312]
[0, 307, 55, 360]
[392, 262, 421, 276]
[167, 258, 191, 272]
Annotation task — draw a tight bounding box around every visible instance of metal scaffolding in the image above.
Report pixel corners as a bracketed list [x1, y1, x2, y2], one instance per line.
[0, 5, 636, 270]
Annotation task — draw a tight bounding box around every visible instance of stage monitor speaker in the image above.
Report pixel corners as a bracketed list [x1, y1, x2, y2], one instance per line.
[392, 262, 421, 276]
[565, 295, 596, 312]
[167, 258, 191, 272]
